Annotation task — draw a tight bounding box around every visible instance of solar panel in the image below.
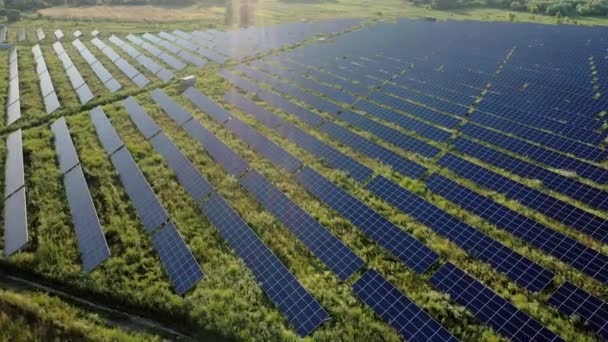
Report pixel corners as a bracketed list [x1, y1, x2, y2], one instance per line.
[200, 193, 329, 336]
[72, 39, 87, 52]
[5, 129, 25, 198]
[76, 85, 95, 105]
[149, 133, 213, 202]
[220, 69, 260, 94]
[353, 269, 457, 341]
[338, 110, 441, 158]
[7, 101, 21, 126]
[156, 69, 175, 82]
[366, 175, 554, 292]
[115, 57, 139, 78]
[547, 282, 608, 339]
[430, 263, 564, 342]
[35, 59, 47, 76]
[177, 49, 207, 67]
[158, 52, 186, 71]
[126, 34, 144, 46]
[225, 118, 302, 173]
[426, 174, 608, 284]
[278, 123, 373, 182]
[43, 92, 61, 114]
[73, 30, 82, 38]
[136, 55, 161, 73]
[182, 120, 249, 177]
[123, 97, 161, 139]
[151, 89, 193, 126]
[319, 122, 427, 179]
[150, 222, 204, 295]
[110, 147, 169, 233]
[240, 170, 364, 281]
[104, 78, 122, 93]
[3, 187, 28, 256]
[39, 72, 54, 97]
[89, 107, 125, 155]
[132, 73, 150, 88]
[183, 87, 230, 123]
[254, 88, 325, 128]
[91, 60, 113, 82]
[63, 166, 111, 272]
[369, 91, 461, 128]
[140, 42, 162, 57]
[224, 91, 283, 128]
[54, 29, 64, 40]
[295, 166, 438, 273]
[91, 30, 100, 37]
[8, 78, 19, 105]
[51, 117, 80, 174]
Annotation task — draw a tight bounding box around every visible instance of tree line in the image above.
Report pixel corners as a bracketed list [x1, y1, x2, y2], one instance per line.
[413, 0, 608, 17]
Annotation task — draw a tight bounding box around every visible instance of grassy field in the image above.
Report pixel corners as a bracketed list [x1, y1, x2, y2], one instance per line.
[1, 1, 608, 341]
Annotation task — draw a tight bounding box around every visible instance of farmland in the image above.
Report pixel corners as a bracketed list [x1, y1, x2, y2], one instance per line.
[1, 1, 608, 342]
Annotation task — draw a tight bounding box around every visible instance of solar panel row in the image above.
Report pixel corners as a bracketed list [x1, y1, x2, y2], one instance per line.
[7, 47, 21, 125]
[438, 153, 608, 244]
[36, 28, 45, 41]
[32, 44, 61, 113]
[89, 106, 203, 295]
[426, 174, 608, 284]
[109, 35, 175, 82]
[430, 263, 564, 342]
[353, 269, 458, 341]
[92, 37, 150, 88]
[3, 130, 28, 256]
[365, 175, 554, 292]
[52, 41, 94, 105]
[72, 39, 122, 93]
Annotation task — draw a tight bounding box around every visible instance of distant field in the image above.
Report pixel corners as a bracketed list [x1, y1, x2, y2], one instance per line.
[36, 0, 608, 27]
[38, 4, 224, 22]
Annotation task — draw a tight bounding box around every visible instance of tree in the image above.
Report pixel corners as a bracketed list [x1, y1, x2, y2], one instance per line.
[7, 9, 21, 22]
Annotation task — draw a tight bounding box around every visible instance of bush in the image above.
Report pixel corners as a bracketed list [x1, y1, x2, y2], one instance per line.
[7, 9, 21, 22]
[508, 12, 517, 20]
[0, 9, 7, 17]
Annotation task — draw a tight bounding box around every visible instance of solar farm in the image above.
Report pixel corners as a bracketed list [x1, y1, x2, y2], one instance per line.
[1, 15, 608, 341]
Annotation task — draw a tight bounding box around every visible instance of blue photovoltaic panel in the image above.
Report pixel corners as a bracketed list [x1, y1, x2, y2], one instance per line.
[182, 120, 249, 177]
[150, 132, 213, 202]
[353, 100, 453, 142]
[224, 90, 283, 128]
[353, 269, 458, 341]
[220, 69, 260, 94]
[319, 122, 427, 179]
[201, 193, 329, 336]
[183, 87, 230, 123]
[547, 282, 608, 339]
[90, 107, 124, 155]
[123, 97, 161, 139]
[51, 117, 80, 174]
[255, 89, 325, 128]
[295, 166, 438, 273]
[430, 263, 564, 342]
[110, 147, 169, 233]
[159, 52, 186, 71]
[151, 89, 193, 126]
[278, 123, 373, 182]
[461, 124, 608, 184]
[63, 166, 111, 272]
[426, 174, 608, 284]
[240, 170, 364, 281]
[452, 137, 608, 212]
[3, 187, 28, 256]
[5, 130, 25, 198]
[438, 153, 608, 244]
[365, 175, 554, 292]
[225, 118, 302, 173]
[338, 110, 441, 158]
[151, 222, 204, 295]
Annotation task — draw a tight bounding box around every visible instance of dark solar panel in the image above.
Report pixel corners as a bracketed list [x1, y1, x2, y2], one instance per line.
[63, 166, 111, 272]
[123, 97, 161, 139]
[5, 129, 25, 198]
[3, 187, 28, 256]
[90, 107, 125, 155]
[182, 120, 249, 176]
[224, 90, 283, 128]
[151, 89, 193, 126]
[319, 122, 427, 179]
[426, 174, 608, 284]
[353, 269, 458, 341]
[240, 170, 364, 281]
[547, 282, 608, 339]
[366, 175, 554, 292]
[225, 118, 302, 173]
[150, 222, 204, 295]
[149, 132, 214, 202]
[159, 52, 186, 71]
[295, 166, 438, 273]
[430, 263, 564, 342]
[110, 147, 169, 233]
[51, 117, 80, 174]
[183, 87, 230, 123]
[200, 193, 329, 336]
